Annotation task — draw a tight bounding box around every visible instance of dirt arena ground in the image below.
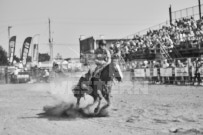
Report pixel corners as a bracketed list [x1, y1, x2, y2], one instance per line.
[0, 75, 203, 135]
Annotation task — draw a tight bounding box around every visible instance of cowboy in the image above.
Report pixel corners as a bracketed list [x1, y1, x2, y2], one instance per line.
[92, 40, 111, 77]
[80, 40, 111, 93]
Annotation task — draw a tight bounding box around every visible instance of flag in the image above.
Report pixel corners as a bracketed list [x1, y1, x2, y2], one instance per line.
[9, 36, 16, 64]
[21, 37, 32, 65]
[31, 34, 40, 64]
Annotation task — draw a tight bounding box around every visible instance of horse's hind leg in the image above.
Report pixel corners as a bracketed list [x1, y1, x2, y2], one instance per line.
[76, 97, 81, 108]
[100, 94, 110, 111]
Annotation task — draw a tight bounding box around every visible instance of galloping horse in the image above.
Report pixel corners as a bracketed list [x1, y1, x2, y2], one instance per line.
[72, 61, 122, 114]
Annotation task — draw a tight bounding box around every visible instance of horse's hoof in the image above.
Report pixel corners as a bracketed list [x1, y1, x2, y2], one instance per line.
[76, 104, 80, 109]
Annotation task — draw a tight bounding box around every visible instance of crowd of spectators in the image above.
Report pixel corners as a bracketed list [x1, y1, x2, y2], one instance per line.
[109, 16, 203, 62]
[122, 58, 202, 69]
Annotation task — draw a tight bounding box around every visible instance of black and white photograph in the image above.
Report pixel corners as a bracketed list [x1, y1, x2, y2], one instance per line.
[0, 0, 203, 135]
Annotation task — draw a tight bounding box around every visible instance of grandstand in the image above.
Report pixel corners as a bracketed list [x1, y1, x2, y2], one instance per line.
[79, 2, 203, 65]
[118, 2, 203, 61]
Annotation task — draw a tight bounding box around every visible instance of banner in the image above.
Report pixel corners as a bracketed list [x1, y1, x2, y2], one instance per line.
[21, 37, 32, 66]
[145, 68, 150, 77]
[160, 68, 172, 77]
[145, 68, 158, 77]
[8, 36, 16, 64]
[134, 69, 145, 77]
[175, 67, 189, 77]
[200, 67, 203, 77]
[31, 35, 39, 65]
[153, 68, 158, 76]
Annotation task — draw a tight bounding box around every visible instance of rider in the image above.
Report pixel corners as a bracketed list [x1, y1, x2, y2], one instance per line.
[93, 40, 111, 77]
[79, 40, 111, 92]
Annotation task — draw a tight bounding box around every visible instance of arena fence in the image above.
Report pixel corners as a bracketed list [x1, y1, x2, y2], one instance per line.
[1, 57, 202, 86]
[120, 57, 203, 86]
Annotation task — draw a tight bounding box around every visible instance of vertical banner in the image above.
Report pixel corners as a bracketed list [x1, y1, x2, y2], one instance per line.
[21, 37, 32, 66]
[31, 35, 40, 65]
[9, 36, 16, 64]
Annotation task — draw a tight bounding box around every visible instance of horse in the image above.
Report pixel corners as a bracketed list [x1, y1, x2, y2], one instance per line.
[72, 61, 122, 114]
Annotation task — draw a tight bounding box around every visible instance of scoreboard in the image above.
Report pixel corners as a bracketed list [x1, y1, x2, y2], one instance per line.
[80, 37, 95, 64]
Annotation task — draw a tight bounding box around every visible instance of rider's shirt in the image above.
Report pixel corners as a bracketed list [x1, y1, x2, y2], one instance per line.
[94, 47, 111, 66]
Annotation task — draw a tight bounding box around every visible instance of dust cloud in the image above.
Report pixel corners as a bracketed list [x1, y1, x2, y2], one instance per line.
[42, 78, 109, 118]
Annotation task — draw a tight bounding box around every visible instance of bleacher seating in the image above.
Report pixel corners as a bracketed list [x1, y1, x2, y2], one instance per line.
[110, 17, 203, 61]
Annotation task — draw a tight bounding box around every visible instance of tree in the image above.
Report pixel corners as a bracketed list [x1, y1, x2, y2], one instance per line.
[38, 53, 50, 62]
[0, 45, 8, 65]
[13, 55, 20, 63]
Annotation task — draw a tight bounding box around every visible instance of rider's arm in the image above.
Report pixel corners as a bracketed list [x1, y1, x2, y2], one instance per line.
[94, 49, 104, 65]
[95, 59, 104, 65]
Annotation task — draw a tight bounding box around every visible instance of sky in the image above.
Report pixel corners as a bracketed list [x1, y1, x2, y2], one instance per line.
[0, 0, 200, 58]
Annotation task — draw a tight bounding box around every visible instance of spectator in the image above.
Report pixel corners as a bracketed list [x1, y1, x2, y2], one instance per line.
[193, 58, 202, 85]
[43, 69, 49, 83]
[162, 59, 169, 68]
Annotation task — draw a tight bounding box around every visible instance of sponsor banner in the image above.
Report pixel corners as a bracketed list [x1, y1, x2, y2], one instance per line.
[21, 37, 32, 66]
[200, 67, 203, 77]
[175, 67, 189, 77]
[31, 35, 39, 64]
[153, 68, 158, 76]
[134, 69, 145, 77]
[9, 36, 16, 64]
[67, 63, 82, 70]
[145, 68, 158, 77]
[160, 68, 172, 77]
[145, 68, 150, 77]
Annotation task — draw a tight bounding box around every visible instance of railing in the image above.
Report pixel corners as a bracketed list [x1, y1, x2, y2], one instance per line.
[120, 58, 203, 86]
[171, 4, 200, 21]
[159, 44, 172, 60]
[172, 46, 182, 58]
[122, 21, 169, 40]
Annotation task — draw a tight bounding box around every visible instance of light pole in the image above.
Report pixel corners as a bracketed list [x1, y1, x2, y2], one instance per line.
[199, 0, 202, 19]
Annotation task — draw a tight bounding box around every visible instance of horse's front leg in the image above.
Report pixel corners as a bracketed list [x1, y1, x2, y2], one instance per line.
[94, 90, 103, 114]
[100, 83, 112, 110]
[76, 97, 81, 108]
